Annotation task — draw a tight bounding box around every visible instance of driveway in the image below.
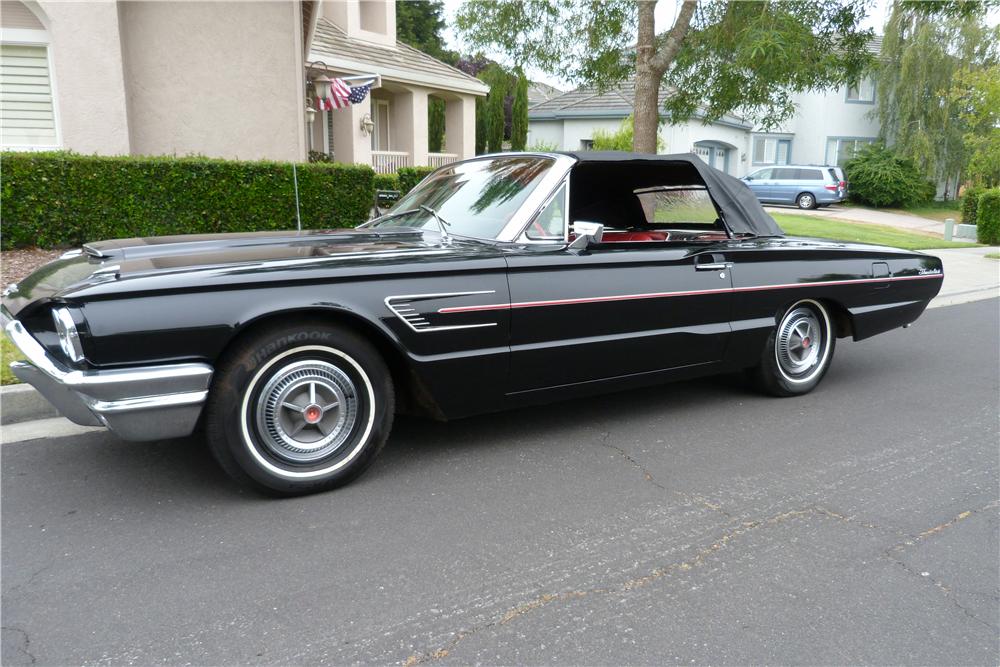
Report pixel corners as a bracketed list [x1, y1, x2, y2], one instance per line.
[764, 204, 949, 237]
[2, 299, 998, 666]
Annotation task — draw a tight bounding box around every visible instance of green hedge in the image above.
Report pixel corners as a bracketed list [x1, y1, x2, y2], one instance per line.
[1, 152, 375, 249]
[976, 189, 1000, 245]
[961, 186, 984, 225]
[398, 166, 435, 195]
[373, 173, 400, 192]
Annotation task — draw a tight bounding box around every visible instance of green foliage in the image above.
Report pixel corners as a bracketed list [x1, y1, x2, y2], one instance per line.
[474, 96, 487, 155]
[878, 4, 998, 188]
[511, 68, 529, 151]
[976, 188, 1000, 244]
[397, 166, 435, 195]
[590, 116, 663, 152]
[961, 186, 984, 224]
[429, 97, 446, 153]
[527, 139, 560, 152]
[481, 65, 508, 153]
[456, 0, 874, 130]
[373, 173, 400, 192]
[395, 0, 459, 64]
[665, 1, 874, 129]
[0, 152, 374, 250]
[949, 65, 1000, 187]
[844, 143, 933, 208]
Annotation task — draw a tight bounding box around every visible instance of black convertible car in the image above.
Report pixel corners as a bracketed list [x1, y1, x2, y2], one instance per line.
[2, 152, 943, 494]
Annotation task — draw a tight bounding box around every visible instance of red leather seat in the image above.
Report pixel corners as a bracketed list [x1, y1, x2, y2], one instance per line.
[601, 231, 670, 243]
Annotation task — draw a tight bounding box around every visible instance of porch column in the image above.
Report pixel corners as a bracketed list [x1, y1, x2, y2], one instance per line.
[392, 86, 429, 167]
[445, 95, 476, 159]
[329, 94, 372, 167]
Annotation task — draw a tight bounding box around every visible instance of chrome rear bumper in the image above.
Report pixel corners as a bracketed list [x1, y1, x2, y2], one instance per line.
[4, 317, 213, 441]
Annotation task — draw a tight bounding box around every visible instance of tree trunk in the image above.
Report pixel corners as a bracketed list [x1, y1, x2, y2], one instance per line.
[632, 0, 697, 154]
[633, 1, 659, 154]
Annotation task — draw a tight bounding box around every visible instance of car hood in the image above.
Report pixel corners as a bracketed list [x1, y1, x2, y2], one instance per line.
[2, 228, 501, 318]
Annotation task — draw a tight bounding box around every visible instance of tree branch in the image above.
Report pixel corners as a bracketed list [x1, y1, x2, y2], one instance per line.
[650, 0, 698, 75]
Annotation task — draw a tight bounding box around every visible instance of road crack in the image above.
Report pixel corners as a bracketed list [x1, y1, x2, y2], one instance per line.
[401, 505, 860, 665]
[599, 431, 732, 518]
[882, 501, 999, 632]
[3, 626, 37, 665]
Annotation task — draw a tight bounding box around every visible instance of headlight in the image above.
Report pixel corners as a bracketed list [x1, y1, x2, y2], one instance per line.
[52, 307, 85, 363]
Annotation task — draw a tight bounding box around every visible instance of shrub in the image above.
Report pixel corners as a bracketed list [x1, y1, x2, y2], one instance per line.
[373, 173, 400, 192]
[976, 188, 1000, 244]
[397, 166, 435, 195]
[844, 143, 932, 208]
[0, 152, 374, 249]
[961, 186, 984, 225]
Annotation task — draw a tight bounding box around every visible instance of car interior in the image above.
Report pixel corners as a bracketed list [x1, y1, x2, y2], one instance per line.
[567, 160, 730, 244]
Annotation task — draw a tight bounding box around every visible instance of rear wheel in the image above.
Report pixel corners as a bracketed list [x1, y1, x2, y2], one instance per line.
[796, 192, 817, 209]
[751, 299, 836, 397]
[205, 321, 394, 495]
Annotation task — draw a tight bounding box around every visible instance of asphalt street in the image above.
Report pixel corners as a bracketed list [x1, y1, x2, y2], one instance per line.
[3, 299, 998, 666]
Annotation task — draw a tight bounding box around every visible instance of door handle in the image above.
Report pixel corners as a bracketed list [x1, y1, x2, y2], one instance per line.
[695, 263, 728, 271]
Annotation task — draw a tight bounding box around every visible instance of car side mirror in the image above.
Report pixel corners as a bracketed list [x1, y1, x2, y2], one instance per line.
[568, 221, 604, 249]
[744, 176, 753, 181]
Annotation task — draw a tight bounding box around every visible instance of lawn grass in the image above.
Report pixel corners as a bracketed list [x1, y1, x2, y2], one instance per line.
[986, 253, 1000, 260]
[772, 213, 980, 250]
[887, 200, 961, 223]
[1, 336, 25, 385]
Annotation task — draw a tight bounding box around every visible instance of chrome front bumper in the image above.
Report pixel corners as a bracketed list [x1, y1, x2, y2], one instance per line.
[4, 317, 213, 441]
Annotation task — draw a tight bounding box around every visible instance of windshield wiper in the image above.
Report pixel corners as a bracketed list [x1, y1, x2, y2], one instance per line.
[419, 205, 452, 242]
[362, 207, 422, 228]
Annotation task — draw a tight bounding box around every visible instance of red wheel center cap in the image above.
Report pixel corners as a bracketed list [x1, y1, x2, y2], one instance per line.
[303, 404, 323, 424]
[802, 337, 811, 348]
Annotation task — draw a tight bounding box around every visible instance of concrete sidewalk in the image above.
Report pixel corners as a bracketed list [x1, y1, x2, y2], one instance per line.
[765, 204, 949, 237]
[927, 246, 1000, 308]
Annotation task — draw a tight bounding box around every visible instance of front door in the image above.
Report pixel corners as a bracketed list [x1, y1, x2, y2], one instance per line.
[505, 244, 733, 392]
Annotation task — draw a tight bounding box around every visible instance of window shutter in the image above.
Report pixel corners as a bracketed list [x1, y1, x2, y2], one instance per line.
[1, 44, 57, 147]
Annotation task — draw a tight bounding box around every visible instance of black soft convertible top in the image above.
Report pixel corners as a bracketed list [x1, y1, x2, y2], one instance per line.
[560, 151, 785, 237]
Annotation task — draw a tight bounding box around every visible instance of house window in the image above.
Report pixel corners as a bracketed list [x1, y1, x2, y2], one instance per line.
[752, 137, 791, 165]
[826, 137, 876, 166]
[846, 78, 876, 103]
[0, 42, 59, 149]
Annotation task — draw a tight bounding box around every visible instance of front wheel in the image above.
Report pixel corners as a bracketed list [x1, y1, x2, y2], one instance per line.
[751, 299, 836, 397]
[205, 321, 394, 495]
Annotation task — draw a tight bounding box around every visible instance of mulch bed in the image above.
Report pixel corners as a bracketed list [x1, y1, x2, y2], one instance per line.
[2, 248, 63, 286]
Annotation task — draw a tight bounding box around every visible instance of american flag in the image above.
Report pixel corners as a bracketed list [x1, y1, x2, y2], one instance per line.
[317, 79, 371, 111]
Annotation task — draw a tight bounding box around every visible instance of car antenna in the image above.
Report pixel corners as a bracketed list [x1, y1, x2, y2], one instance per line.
[293, 162, 302, 232]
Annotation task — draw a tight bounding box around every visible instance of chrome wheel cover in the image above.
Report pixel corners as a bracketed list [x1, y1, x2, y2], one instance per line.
[776, 306, 823, 379]
[799, 194, 814, 208]
[254, 359, 358, 463]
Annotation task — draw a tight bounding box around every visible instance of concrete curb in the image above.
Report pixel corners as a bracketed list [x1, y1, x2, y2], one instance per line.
[1, 384, 59, 425]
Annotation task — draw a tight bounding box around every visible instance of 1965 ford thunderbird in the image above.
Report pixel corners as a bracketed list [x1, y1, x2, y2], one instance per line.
[2, 152, 944, 494]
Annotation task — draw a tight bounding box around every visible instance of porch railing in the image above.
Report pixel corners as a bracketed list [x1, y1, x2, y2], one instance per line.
[428, 152, 459, 168]
[372, 150, 410, 174]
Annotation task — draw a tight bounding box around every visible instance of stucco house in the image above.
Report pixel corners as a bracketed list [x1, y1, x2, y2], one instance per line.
[528, 40, 883, 178]
[0, 0, 487, 172]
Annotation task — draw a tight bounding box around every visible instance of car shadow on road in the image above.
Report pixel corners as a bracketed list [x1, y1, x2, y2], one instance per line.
[3, 337, 906, 502]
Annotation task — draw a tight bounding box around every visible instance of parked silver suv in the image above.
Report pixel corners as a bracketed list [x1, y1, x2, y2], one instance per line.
[742, 165, 846, 209]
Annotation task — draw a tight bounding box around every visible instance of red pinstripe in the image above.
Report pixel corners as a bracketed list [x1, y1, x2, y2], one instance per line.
[436, 273, 943, 314]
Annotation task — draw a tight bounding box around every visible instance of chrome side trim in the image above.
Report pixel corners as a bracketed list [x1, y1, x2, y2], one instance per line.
[385, 291, 499, 333]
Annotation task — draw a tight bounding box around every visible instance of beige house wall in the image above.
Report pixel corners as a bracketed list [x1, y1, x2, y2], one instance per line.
[35, 0, 132, 155]
[118, 0, 305, 161]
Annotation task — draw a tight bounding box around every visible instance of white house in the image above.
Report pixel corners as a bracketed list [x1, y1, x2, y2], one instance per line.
[0, 0, 487, 172]
[528, 40, 882, 178]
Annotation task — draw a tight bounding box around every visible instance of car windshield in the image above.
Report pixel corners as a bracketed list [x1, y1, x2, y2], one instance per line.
[370, 156, 555, 239]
